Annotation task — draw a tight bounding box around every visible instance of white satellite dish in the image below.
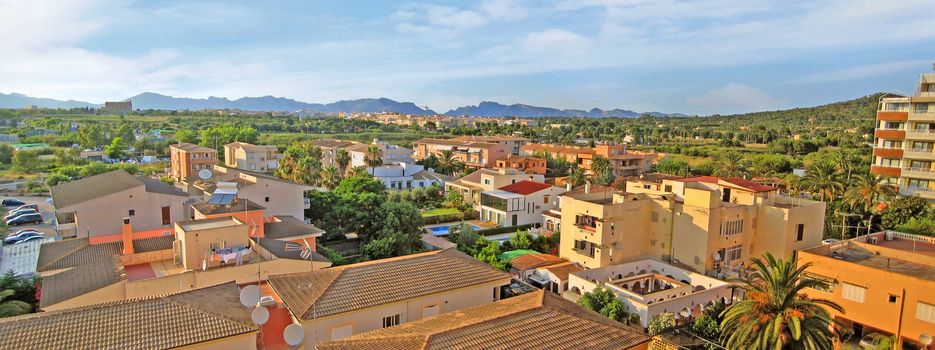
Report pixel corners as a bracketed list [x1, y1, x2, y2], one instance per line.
[283, 323, 305, 346]
[712, 252, 722, 261]
[197, 168, 213, 180]
[251, 306, 270, 325]
[240, 285, 261, 307]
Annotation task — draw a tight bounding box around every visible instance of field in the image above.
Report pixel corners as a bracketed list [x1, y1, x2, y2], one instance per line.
[421, 207, 460, 217]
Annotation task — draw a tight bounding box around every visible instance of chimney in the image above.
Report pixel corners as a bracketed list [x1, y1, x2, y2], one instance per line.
[566, 181, 572, 191]
[585, 181, 591, 194]
[122, 218, 134, 255]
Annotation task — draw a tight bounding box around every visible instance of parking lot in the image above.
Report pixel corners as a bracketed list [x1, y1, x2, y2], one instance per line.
[1, 195, 56, 239]
[0, 195, 55, 276]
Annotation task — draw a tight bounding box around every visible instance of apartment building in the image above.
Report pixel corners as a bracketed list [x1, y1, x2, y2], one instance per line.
[37, 203, 329, 311]
[346, 140, 414, 167]
[310, 139, 357, 167]
[451, 135, 529, 155]
[317, 290, 651, 350]
[558, 175, 825, 275]
[50, 170, 188, 240]
[567, 259, 733, 328]
[871, 73, 935, 200]
[223, 141, 280, 173]
[522, 143, 656, 177]
[445, 168, 545, 209]
[479, 180, 567, 227]
[495, 155, 547, 175]
[799, 231, 935, 349]
[102, 101, 132, 113]
[188, 165, 313, 220]
[412, 138, 511, 169]
[268, 249, 512, 345]
[0, 282, 259, 350]
[169, 142, 218, 181]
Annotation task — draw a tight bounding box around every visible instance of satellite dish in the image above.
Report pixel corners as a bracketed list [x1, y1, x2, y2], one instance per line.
[251, 306, 270, 325]
[283, 323, 305, 346]
[198, 169, 213, 180]
[712, 252, 722, 261]
[921, 333, 933, 346]
[240, 285, 261, 307]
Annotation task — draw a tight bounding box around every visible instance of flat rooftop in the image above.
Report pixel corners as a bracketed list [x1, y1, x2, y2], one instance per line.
[177, 216, 243, 231]
[806, 233, 935, 281]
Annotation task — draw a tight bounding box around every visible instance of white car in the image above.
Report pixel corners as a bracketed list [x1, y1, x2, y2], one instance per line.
[821, 239, 840, 245]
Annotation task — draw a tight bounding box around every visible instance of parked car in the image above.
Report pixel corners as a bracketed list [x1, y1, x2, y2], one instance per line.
[4, 208, 37, 220]
[859, 333, 890, 349]
[4, 231, 42, 244]
[821, 239, 840, 245]
[14, 235, 44, 244]
[6, 213, 43, 226]
[6, 229, 39, 238]
[13, 204, 39, 212]
[1, 198, 25, 207]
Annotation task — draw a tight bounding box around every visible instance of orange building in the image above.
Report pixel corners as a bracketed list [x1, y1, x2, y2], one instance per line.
[412, 138, 511, 169]
[522, 143, 656, 177]
[799, 231, 935, 349]
[495, 155, 546, 175]
[169, 142, 218, 181]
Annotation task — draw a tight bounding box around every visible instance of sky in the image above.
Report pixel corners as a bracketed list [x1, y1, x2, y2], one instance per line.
[1, 0, 934, 115]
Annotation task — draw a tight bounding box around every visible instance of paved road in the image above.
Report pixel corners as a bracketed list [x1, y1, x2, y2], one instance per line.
[1, 195, 55, 239]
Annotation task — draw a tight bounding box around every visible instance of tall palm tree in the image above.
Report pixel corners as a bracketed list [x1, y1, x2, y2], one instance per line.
[566, 167, 587, 187]
[712, 151, 748, 178]
[802, 162, 844, 202]
[436, 149, 462, 176]
[347, 165, 369, 178]
[364, 144, 383, 175]
[721, 252, 843, 350]
[0, 289, 31, 317]
[844, 173, 895, 213]
[320, 165, 341, 190]
[782, 173, 802, 197]
[335, 148, 350, 174]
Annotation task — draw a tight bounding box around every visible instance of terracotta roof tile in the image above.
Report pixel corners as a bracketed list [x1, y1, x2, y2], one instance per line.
[318, 291, 650, 350]
[269, 249, 510, 319]
[498, 180, 552, 195]
[509, 253, 565, 271]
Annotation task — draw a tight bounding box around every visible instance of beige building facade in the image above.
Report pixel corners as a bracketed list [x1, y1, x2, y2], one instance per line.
[445, 168, 544, 209]
[223, 141, 280, 173]
[412, 138, 511, 169]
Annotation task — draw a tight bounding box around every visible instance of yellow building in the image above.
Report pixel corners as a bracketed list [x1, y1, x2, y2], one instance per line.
[800, 231, 935, 349]
[558, 176, 826, 275]
[223, 141, 280, 173]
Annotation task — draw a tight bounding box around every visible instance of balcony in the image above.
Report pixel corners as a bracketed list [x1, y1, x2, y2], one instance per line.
[877, 111, 909, 121]
[909, 110, 935, 122]
[905, 129, 935, 141]
[875, 129, 905, 139]
[903, 148, 935, 160]
[900, 186, 935, 199]
[870, 165, 901, 178]
[901, 167, 935, 180]
[872, 147, 903, 158]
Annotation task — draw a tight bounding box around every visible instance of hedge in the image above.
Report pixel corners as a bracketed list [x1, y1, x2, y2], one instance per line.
[476, 224, 534, 236]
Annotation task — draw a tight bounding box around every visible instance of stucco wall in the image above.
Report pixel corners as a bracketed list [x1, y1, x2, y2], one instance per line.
[64, 185, 187, 238]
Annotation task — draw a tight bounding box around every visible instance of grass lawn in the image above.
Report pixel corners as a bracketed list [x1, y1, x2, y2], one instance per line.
[421, 207, 461, 217]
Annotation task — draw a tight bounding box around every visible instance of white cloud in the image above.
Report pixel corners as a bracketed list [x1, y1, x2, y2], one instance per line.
[522, 29, 592, 55]
[789, 60, 931, 84]
[393, 4, 489, 36]
[480, 0, 528, 21]
[687, 83, 785, 113]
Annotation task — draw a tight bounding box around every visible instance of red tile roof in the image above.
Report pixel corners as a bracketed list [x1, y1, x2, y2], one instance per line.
[509, 253, 565, 271]
[720, 178, 777, 192]
[498, 180, 552, 195]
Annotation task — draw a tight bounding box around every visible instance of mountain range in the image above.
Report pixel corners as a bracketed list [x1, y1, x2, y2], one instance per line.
[0, 91, 684, 118]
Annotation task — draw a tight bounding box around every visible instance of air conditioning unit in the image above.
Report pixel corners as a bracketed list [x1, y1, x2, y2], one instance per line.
[173, 253, 182, 265]
[885, 231, 895, 241]
[868, 237, 879, 244]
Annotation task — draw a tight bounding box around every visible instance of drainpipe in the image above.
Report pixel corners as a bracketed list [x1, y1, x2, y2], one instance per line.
[896, 287, 907, 350]
[667, 199, 676, 263]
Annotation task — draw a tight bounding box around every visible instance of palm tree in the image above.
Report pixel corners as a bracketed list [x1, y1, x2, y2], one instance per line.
[844, 173, 895, 214]
[335, 148, 350, 174]
[566, 167, 587, 187]
[347, 165, 369, 178]
[436, 150, 462, 176]
[802, 162, 844, 202]
[782, 173, 802, 197]
[320, 165, 341, 190]
[0, 289, 31, 317]
[712, 151, 748, 178]
[721, 252, 843, 350]
[364, 144, 383, 175]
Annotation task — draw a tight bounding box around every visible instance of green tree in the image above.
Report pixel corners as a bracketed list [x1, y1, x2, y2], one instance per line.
[316, 245, 346, 265]
[649, 312, 676, 335]
[77, 124, 105, 148]
[79, 162, 110, 177]
[802, 162, 844, 202]
[320, 165, 341, 190]
[474, 238, 507, 270]
[364, 143, 383, 175]
[448, 223, 480, 255]
[0, 144, 13, 164]
[712, 151, 748, 178]
[45, 173, 69, 187]
[174, 129, 199, 144]
[12, 150, 39, 172]
[115, 123, 135, 143]
[104, 137, 127, 159]
[881, 196, 930, 229]
[590, 155, 614, 185]
[436, 150, 462, 176]
[444, 189, 466, 210]
[508, 231, 532, 250]
[720, 252, 843, 350]
[843, 173, 896, 218]
[0, 289, 31, 318]
[335, 148, 350, 174]
[653, 158, 689, 176]
[577, 287, 628, 322]
[566, 167, 587, 187]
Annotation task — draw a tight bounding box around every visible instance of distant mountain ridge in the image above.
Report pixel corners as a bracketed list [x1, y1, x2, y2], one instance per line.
[0, 91, 684, 117]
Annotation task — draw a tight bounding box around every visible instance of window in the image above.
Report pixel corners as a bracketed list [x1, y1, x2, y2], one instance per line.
[881, 140, 903, 148]
[888, 294, 899, 303]
[249, 163, 256, 170]
[422, 305, 439, 318]
[909, 160, 932, 170]
[883, 121, 904, 129]
[841, 283, 866, 303]
[382, 314, 401, 328]
[264, 196, 270, 203]
[128, 209, 135, 216]
[879, 158, 900, 167]
[913, 141, 935, 151]
[908, 178, 931, 189]
[543, 195, 549, 204]
[573, 240, 596, 258]
[725, 245, 742, 261]
[483, 178, 491, 185]
[917, 302, 935, 323]
[664, 185, 672, 192]
[720, 219, 744, 236]
[796, 224, 804, 241]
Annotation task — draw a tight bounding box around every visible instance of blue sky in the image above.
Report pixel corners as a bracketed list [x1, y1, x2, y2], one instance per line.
[1, 0, 934, 115]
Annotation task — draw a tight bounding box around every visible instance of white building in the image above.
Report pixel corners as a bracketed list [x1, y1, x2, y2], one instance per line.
[567, 259, 733, 328]
[479, 180, 567, 227]
[347, 139, 414, 168]
[369, 162, 448, 190]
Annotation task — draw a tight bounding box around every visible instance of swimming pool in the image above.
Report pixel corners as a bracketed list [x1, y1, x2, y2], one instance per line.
[426, 224, 481, 236]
